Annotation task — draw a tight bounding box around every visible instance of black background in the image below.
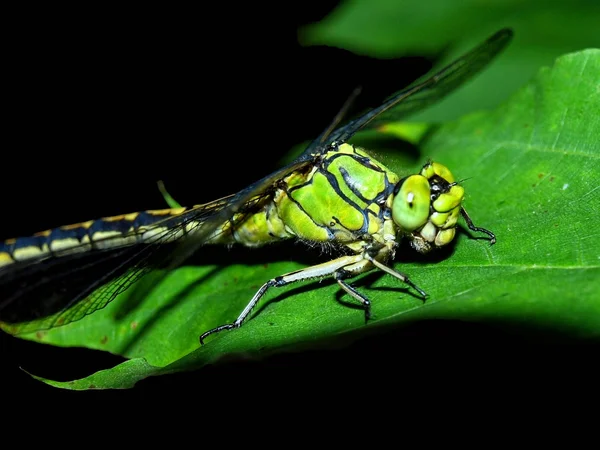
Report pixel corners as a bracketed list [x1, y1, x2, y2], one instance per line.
[2, 2, 597, 416]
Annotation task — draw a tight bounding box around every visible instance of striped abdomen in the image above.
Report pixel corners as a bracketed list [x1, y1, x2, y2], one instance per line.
[0, 206, 208, 326]
[0, 207, 198, 269]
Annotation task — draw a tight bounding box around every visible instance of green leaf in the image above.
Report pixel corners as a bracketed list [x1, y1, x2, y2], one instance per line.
[15, 49, 599, 390]
[25, 358, 160, 390]
[300, 0, 600, 122]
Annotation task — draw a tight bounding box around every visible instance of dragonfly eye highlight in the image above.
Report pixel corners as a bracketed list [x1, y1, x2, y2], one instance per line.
[392, 175, 431, 232]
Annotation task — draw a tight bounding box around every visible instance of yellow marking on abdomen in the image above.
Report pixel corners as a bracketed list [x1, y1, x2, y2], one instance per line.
[102, 212, 140, 222]
[90, 230, 123, 240]
[0, 252, 14, 267]
[61, 220, 94, 230]
[140, 226, 171, 242]
[147, 207, 186, 216]
[12, 246, 46, 261]
[49, 237, 82, 252]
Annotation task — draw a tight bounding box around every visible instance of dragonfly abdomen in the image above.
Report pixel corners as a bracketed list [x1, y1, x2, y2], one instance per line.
[0, 207, 193, 268]
[206, 200, 294, 247]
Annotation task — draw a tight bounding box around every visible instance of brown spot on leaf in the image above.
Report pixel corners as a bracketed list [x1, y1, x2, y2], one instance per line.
[36, 331, 46, 339]
[56, 317, 65, 325]
[100, 335, 108, 344]
[131, 321, 138, 330]
[538, 173, 544, 179]
[550, 176, 555, 182]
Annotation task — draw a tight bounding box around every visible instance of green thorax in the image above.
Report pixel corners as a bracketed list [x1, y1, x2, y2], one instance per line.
[217, 143, 400, 247]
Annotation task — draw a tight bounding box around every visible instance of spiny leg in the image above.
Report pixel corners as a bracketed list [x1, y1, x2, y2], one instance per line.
[199, 252, 430, 345]
[199, 280, 274, 345]
[366, 255, 428, 299]
[334, 271, 371, 321]
[333, 255, 428, 323]
[199, 254, 365, 345]
[460, 207, 496, 244]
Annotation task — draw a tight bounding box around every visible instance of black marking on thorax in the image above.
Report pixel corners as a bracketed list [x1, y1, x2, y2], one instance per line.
[288, 149, 392, 236]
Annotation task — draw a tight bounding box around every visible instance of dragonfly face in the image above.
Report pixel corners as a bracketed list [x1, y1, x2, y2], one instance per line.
[392, 161, 465, 254]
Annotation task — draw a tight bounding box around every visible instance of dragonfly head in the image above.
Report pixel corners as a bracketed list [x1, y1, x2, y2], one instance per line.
[391, 161, 464, 254]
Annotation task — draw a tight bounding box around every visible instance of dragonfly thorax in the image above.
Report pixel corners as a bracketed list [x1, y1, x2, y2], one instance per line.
[391, 161, 465, 254]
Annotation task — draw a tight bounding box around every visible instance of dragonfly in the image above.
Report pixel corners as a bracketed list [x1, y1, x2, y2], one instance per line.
[0, 28, 513, 344]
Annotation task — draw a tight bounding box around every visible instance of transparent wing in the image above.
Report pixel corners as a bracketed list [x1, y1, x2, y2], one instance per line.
[299, 28, 513, 159]
[0, 160, 312, 334]
[155, 159, 315, 271]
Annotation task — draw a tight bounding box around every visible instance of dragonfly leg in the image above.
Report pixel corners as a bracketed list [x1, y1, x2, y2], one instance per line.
[199, 254, 365, 345]
[365, 255, 428, 299]
[460, 207, 496, 245]
[199, 248, 435, 345]
[334, 271, 371, 321]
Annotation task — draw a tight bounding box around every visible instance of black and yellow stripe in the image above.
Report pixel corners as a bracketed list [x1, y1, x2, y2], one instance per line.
[0, 207, 193, 268]
[0, 191, 282, 329]
[0, 206, 210, 328]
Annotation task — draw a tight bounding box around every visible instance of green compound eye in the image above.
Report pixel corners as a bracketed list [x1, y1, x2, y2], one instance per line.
[421, 161, 455, 183]
[392, 175, 431, 231]
[433, 185, 465, 213]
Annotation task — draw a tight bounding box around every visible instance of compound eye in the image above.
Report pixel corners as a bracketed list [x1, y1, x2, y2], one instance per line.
[421, 161, 455, 183]
[392, 175, 431, 231]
